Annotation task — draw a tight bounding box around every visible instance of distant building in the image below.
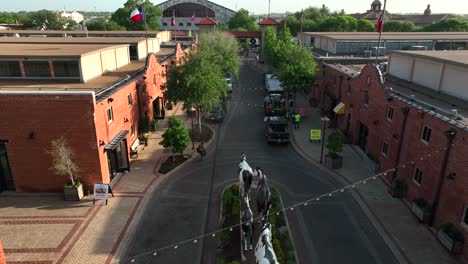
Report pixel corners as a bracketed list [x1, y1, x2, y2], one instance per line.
[60, 11, 84, 23]
[156, 0, 236, 31]
[313, 50, 468, 260]
[351, 1, 459, 25]
[299, 32, 468, 56]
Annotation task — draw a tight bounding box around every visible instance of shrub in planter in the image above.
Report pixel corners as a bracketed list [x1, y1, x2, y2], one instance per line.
[325, 131, 343, 169]
[49, 137, 83, 201]
[438, 222, 464, 254]
[411, 198, 433, 224]
[389, 177, 407, 198]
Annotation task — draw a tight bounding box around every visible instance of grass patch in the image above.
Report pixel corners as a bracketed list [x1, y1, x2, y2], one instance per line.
[269, 187, 297, 264]
[158, 154, 191, 174]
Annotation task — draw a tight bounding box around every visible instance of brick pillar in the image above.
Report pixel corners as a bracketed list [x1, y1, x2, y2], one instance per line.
[0, 240, 6, 264]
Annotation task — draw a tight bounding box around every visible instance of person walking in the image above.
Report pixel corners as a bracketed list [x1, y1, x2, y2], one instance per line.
[294, 113, 301, 129]
[196, 142, 206, 160]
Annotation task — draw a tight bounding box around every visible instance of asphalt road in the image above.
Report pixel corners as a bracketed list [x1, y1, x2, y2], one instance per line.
[121, 61, 399, 264]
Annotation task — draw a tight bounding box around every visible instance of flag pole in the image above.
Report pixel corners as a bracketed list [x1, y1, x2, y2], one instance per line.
[268, 0, 270, 17]
[143, 4, 149, 55]
[299, 9, 303, 45]
[375, 0, 387, 64]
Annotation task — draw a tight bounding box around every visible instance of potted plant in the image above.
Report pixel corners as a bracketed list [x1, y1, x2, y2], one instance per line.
[150, 119, 158, 132]
[437, 222, 464, 254]
[138, 116, 151, 146]
[325, 131, 343, 169]
[411, 198, 433, 224]
[389, 177, 407, 198]
[49, 137, 83, 201]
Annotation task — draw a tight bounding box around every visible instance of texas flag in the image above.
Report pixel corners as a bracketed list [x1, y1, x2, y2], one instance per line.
[130, 7, 144, 23]
[376, 11, 384, 33]
[190, 12, 195, 22]
[171, 15, 175, 26]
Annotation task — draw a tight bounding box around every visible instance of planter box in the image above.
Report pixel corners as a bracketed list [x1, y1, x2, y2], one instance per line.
[139, 137, 148, 146]
[325, 155, 343, 169]
[411, 202, 432, 224]
[437, 229, 464, 254]
[389, 184, 406, 198]
[64, 184, 84, 201]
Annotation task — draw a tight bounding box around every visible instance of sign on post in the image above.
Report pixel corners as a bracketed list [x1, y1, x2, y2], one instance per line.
[310, 129, 321, 142]
[93, 183, 112, 205]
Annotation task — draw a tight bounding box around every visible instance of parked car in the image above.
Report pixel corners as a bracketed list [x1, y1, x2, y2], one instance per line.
[205, 105, 224, 122]
[264, 94, 286, 116]
[265, 116, 290, 143]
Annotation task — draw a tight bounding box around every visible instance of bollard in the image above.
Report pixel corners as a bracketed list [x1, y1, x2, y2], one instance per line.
[0, 240, 6, 264]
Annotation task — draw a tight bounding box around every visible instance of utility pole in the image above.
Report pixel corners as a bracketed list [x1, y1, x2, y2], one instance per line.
[320, 116, 330, 164]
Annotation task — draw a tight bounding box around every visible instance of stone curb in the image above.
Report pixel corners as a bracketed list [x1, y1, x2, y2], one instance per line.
[289, 128, 410, 264]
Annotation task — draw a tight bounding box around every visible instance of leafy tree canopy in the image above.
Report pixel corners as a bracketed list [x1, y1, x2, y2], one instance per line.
[111, 0, 162, 30]
[263, 26, 280, 66]
[228, 8, 258, 31]
[275, 44, 317, 95]
[422, 18, 468, 32]
[383, 20, 416, 32]
[20, 10, 76, 30]
[357, 19, 376, 32]
[85, 18, 126, 31]
[0, 13, 17, 24]
[160, 117, 191, 159]
[198, 30, 241, 76]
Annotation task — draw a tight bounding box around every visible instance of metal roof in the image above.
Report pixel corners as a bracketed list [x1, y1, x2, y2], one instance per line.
[104, 130, 129, 150]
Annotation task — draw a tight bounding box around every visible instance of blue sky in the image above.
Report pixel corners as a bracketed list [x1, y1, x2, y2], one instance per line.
[1, 0, 467, 14]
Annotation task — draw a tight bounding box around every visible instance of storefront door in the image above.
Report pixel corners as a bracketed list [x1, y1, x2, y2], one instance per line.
[0, 142, 15, 192]
[358, 123, 369, 151]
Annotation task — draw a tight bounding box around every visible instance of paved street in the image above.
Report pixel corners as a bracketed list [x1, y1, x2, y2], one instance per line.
[121, 61, 398, 264]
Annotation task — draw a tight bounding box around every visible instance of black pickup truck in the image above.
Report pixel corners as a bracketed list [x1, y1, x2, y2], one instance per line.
[265, 116, 290, 143]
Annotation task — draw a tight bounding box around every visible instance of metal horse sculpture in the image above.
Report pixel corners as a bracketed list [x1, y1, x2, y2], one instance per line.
[256, 169, 271, 223]
[238, 153, 254, 199]
[241, 195, 254, 251]
[255, 223, 279, 264]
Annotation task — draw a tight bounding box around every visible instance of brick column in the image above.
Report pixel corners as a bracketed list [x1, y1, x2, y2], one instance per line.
[0, 240, 6, 264]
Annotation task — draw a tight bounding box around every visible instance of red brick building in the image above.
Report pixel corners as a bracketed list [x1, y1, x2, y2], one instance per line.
[0, 41, 188, 193]
[314, 51, 468, 258]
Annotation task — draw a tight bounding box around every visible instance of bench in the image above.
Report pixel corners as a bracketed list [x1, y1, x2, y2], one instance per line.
[130, 139, 142, 158]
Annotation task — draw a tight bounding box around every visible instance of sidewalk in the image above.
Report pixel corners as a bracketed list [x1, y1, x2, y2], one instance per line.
[290, 92, 461, 264]
[0, 103, 199, 264]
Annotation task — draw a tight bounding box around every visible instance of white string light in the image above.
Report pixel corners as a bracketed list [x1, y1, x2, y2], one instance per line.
[116, 138, 464, 263]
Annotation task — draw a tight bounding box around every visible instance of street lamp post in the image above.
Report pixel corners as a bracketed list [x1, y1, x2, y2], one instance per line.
[190, 106, 196, 149]
[320, 116, 330, 164]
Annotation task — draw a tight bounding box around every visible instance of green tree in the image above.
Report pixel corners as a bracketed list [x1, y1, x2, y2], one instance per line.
[110, 0, 162, 30]
[85, 18, 126, 31]
[357, 19, 376, 32]
[422, 18, 468, 32]
[319, 16, 359, 32]
[263, 26, 280, 66]
[163, 50, 227, 132]
[275, 45, 317, 98]
[0, 13, 16, 24]
[384, 20, 416, 32]
[228, 8, 258, 31]
[198, 30, 241, 76]
[326, 131, 343, 158]
[159, 117, 190, 161]
[20, 10, 74, 30]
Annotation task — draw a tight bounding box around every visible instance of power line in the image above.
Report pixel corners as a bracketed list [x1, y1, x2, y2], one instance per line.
[116, 136, 464, 263]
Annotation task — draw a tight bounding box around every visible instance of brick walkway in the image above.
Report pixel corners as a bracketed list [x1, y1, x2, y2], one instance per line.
[0, 103, 199, 264]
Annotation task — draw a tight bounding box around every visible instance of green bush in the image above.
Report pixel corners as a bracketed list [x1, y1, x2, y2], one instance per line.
[138, 116, 151, 134]
[64, 179, 81, 189]
[326, 131, 343, 158]
[286, 251, 296, 264]
[440, 222, 464, 242]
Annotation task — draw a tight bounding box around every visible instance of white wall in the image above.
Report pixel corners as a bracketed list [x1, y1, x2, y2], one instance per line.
[440, 65, 468, 100]
[80, 53, 102, 82]
[115, 46, 130, 68]
[388, 54, 413, 81]
[100, 49, 117, 73]
[412, 59, 443, 91]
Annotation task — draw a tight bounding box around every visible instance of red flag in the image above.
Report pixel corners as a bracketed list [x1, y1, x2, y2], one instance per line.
[376, 11, 384, 33]
[171, 10, 176, 26]
[190, 12, 195, 22]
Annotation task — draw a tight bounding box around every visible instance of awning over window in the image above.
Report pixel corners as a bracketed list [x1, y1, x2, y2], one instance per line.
[104, 130, 129, 151]
[333, 102, 345, 114]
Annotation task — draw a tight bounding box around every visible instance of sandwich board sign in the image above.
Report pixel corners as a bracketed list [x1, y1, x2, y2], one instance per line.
[310, 129, 321, 142]
[93, 183, 113, 205]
